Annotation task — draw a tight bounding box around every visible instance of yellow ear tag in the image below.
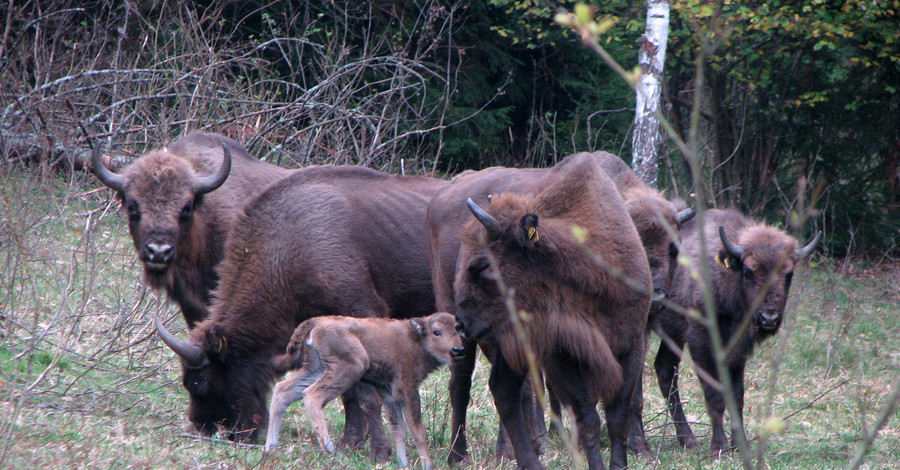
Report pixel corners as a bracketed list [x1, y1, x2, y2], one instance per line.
[527, 226, 539, 243]
[217, 337, 227, 353]
[715, 253, 729, 268]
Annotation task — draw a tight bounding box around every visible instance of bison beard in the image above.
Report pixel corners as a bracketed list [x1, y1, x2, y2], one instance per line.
[155, 166, 447, 459]
[92, 131, 291, 328]
[650, 208, 820, 454]
[451, 156, 651, 470]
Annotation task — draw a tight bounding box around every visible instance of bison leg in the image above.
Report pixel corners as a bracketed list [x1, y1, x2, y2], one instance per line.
[400, 389, 434, 470]
[653, 336, 699, 449]
[265, 365, 325, 451]
[546, 381, 566, 437]
[542, 359, 606, 470]
[494, 376, 543, 462]
[702, 362, 747, 454]
[356, 384, 392, 462]
[382, 393, 410, 468]
[626, 331, 656, 461]
[448, 338, 478, 466]
[488, 355, 544, 470]
[604, 346, 645, 470]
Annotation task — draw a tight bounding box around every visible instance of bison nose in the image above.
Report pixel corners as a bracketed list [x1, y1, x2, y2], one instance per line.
[450, 346, 466, 359]
[756, 308, 781, 330]
[145, 242, 173, 263]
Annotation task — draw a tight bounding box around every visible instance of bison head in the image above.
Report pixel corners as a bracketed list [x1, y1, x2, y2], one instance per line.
[717, 225, 821, 337]
[413, 312, 466, 364]
[92, 144, 231, 288]
[624, 194, 694, 314]
[155, 315, 272, 441]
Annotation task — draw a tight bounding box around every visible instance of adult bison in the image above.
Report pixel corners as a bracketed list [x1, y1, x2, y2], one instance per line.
[154, 166, 447, 457]
[428, 151, 691, 464]
[582, 150, 695, 456]
[92, 131, 291, 328]
[453, 157, 651, 469]
[652, 209, 821, 454]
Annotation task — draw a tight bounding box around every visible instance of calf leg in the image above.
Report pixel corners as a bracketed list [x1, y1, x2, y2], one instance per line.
[654, 338, 699, 449]
[401, 389, 434, 470]
[448, 338, 477, 465]
[265, 366, 324, 451]
[627, 332, 656, 460]
[383, 394, 410, 468]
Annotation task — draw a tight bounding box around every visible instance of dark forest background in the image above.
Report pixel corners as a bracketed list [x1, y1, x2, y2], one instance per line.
[1, 0, 897, 256]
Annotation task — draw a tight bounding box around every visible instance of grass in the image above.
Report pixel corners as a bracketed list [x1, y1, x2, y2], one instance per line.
[2, 167, 898, 469]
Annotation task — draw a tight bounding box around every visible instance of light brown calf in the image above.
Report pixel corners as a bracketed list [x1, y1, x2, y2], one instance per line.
[265, 312, 464, 470]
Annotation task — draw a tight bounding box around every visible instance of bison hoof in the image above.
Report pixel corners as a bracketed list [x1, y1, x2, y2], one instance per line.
[325, 441, 336, 455]
[448, 451, 470, 467]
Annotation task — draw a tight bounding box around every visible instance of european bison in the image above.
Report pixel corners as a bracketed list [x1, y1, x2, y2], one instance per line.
[582, 151, 694, 456]
[652, 209, 821, 453]
[452, 157, 652, 469]
[265, 312, 464, 470]
[427, 151, 686, 464]
[154, 166, 447, 457]
[92, 131, 290, 328]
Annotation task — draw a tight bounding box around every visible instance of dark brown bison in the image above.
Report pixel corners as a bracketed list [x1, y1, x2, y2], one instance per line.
[265, 312, 464, 470]
[154, 166, 447, 457]
[427, 151, 691, 464]
[652, 209, 820, 453]
[451, 157, 652, 469]
[92, 131, 290, 328]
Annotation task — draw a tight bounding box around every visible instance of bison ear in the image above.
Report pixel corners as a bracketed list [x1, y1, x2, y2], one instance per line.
[714, 249, 742, 271]
[409, 318, 427, 339]
[519, 213, 540, 246]
[206, 324, 228, 358]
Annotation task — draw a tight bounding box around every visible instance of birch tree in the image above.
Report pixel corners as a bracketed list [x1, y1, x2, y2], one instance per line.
[631, 0, 670, 189]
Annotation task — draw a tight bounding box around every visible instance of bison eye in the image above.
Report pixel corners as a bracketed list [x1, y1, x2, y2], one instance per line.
[180, 201, 195, 222]
[433, 330, 441, 336]
[742, 267, 754, 281]
[126, 200, 140, 221]
[468, 257, 490, 278]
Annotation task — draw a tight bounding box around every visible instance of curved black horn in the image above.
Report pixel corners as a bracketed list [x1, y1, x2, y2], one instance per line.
[154, 314, 207, 367]
[719, 225, 743, 259]
[91, 142, 127, 193]
[676, 206, 696, 225]
[467, 198, 501, 241]
[193, 144, 232, 195]
[795, 230, 822, 259]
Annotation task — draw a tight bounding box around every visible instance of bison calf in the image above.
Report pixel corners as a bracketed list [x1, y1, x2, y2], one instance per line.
[265, 312, 464, 470]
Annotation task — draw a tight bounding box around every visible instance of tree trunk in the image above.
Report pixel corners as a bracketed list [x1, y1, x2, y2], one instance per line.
[631, 0, 670, 189]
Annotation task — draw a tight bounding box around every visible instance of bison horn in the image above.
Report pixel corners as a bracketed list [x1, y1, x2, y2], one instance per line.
[719, 225, 743, 259]
[676, 206, 696, 225]
[192, 144, 233, 195]
[795, 230, 822, 259]
[467, 198, 501, 241]
[154, 314, 207, 367]
[91, 142, 127, 193]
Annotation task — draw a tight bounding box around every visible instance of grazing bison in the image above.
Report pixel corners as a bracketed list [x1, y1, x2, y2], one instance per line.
[652, 209, 821, 453]
[265, 312, 465, 470]
[154, 166, 447, 456]
[92, 131, 290, 328]
[452, 157, 652, 469]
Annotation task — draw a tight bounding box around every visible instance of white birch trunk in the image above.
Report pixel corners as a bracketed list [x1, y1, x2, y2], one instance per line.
[631, 0, 670, 189]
